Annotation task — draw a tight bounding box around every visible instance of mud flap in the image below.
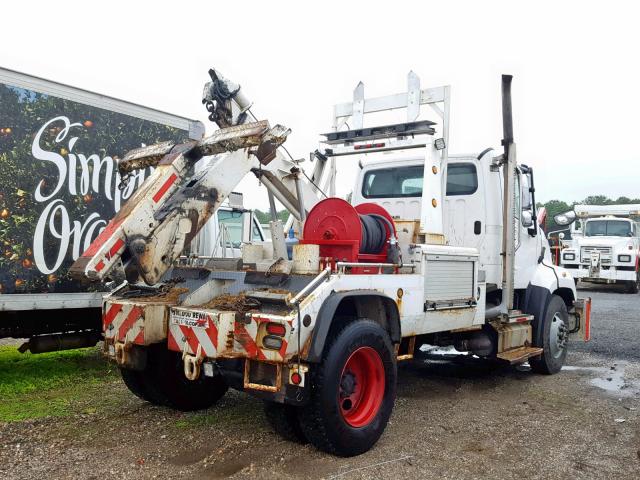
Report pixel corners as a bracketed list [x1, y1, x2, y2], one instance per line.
[569, 297, 591, 342]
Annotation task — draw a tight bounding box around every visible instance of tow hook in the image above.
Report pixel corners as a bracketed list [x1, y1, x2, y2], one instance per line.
[114, 341, 128, 365]
[182, 344, 203, 381]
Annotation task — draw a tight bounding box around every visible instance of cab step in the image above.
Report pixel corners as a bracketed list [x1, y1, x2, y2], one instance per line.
[504, 310, 534, 324]
[496, 346, 543, 364]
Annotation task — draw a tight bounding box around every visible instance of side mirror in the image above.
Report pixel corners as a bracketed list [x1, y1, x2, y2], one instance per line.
[521, 209, 534, 228]
[553, 210, 577, 226]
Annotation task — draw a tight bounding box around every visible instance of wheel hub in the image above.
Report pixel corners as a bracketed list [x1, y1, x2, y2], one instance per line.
[338, 346, 385, 428]
[549, 313, 568, 359]
[340, 371, 357, 397]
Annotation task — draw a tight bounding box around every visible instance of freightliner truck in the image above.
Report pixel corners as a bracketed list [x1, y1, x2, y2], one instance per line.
[71, 69, 591, 457]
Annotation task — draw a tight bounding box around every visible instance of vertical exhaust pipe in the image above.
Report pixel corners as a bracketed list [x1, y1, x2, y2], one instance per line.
[487, 75, 517, 319]
[501, 75, 514, 151]
[500, 74, 516, 313]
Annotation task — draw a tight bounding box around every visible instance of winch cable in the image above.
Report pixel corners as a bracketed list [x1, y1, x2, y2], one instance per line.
[247, 106, 328, 199]
[359, 214, 390, 254]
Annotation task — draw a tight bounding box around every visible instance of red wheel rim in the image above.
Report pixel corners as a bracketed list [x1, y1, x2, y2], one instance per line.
[338, 346, 385, 428]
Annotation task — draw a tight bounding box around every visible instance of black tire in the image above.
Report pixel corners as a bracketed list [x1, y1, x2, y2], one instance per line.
[530, 295, 569, 375]
[119, 368, 151, 402]
[263, 401, 308, 444]
[626, 273, 639, 294]
[120, 344, 228, 411]
[298, 319, 397, 457]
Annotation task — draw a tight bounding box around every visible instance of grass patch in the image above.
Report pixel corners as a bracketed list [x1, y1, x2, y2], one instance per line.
[0, 345, 117, 422]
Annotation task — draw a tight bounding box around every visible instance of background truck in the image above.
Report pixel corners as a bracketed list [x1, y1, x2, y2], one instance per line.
[557, 204, 640, 293]
[0, 67, 207, 351]
[71, 69, 591, 457]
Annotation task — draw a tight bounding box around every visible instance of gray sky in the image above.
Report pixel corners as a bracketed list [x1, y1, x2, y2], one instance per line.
[2, 0, 639, 208]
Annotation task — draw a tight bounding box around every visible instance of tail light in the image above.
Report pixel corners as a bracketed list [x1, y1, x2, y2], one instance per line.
[266, 322, 286, 336]
[262, 335, 283, 350]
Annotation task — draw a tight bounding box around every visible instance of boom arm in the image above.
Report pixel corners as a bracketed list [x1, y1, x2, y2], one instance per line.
[70, 121, 290, 285]
[71, 69, 326, 285]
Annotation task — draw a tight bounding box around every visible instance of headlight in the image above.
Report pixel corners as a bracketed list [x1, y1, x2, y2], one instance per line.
[563, 252, 576, 261]
[618, 254, 632, 262]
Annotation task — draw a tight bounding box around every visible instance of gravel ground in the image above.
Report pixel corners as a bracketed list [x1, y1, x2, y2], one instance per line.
[1, 288, 639, 480]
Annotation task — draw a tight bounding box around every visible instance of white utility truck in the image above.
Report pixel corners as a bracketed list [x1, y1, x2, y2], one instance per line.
[557, 204, 640, 293]
[71, 70, 591, 457]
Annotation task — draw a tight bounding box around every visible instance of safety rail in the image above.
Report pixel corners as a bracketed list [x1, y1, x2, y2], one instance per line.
[335, 262, 416, 274]
[288, 267, 332, 306]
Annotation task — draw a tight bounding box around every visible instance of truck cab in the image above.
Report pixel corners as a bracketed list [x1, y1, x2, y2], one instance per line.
[560, 206, 640, 292]
[352, 151, 553, 297]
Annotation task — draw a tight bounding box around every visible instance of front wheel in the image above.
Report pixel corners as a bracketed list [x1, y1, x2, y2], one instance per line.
[298, 319, 397, 457]
[626, 273, 639, 294]
[530, 295, 569, 375]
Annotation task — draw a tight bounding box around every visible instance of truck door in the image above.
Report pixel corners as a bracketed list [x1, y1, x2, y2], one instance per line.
[513, 169, 541, 288]
[443, 160, 485, 251]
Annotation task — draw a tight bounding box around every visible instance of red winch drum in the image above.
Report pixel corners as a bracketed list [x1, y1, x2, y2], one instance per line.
[301, 198, 396, 269]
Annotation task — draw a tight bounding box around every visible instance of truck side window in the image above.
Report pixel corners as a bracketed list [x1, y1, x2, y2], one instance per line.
[217, 210, 244, 247]
[251, 218, 264, 241]
[362, 166, 424, 198]
[445, 163, 478, 196]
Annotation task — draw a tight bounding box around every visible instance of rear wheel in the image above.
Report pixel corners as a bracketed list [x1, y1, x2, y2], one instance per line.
[298, 319, 397, 457]
[530, 295, 568, 375]
[120, 344, 228, 411]
[263, 401, 308, 444]
[626, 273, 639, 293]
[119, 368, 151, 402]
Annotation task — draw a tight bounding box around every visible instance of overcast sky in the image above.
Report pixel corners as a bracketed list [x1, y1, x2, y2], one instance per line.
[2, 1, 639, 208]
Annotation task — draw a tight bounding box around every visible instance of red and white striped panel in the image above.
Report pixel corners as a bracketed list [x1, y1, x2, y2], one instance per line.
[167, 309, 291, 362]
[103, 302, 145, 345]
[168, 310, 220, 358]
[235, 316, 290, 362]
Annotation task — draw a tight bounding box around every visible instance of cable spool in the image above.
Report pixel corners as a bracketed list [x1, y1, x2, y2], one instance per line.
[302, 198, 396, 265]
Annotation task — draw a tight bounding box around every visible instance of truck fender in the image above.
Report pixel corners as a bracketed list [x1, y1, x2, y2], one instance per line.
[305, 290, 401, 363]
[529, 263, 577, 300]
[524, 263, 576, 347]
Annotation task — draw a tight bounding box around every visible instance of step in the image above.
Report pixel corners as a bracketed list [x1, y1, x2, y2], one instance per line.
[496, 346, 543, 364]
[505, 311, 534, 324]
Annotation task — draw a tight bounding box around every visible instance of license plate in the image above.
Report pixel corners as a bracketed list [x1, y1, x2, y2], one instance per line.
[170, 308, 209, 328]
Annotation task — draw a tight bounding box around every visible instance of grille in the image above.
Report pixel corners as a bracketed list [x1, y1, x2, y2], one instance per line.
[580, 246, 612, 264]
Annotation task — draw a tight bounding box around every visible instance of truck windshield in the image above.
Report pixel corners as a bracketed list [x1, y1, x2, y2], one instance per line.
[584, 220, 632, 237]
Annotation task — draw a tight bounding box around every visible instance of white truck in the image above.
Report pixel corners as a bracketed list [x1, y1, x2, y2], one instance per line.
[71, 69, 591, 457]
[557, 204, 640, 293]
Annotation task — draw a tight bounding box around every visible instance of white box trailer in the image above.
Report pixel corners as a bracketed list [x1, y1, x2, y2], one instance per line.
[0, 66, 206, 350]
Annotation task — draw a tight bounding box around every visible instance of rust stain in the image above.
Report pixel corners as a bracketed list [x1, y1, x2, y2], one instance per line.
[200, 293, 260, 313]
[124, 287, 188, 304]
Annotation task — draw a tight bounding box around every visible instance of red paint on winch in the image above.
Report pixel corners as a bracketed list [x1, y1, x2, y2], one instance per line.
[301, 198, 396, 272]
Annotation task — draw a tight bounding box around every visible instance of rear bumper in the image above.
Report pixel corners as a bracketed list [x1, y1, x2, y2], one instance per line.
[102, 299, 308, 401]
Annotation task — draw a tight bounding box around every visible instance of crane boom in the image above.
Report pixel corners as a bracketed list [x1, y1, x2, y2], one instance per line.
[70, 69, 326, 285]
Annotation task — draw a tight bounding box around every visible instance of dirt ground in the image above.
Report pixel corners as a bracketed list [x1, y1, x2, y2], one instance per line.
[1, 288, 639, 479]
